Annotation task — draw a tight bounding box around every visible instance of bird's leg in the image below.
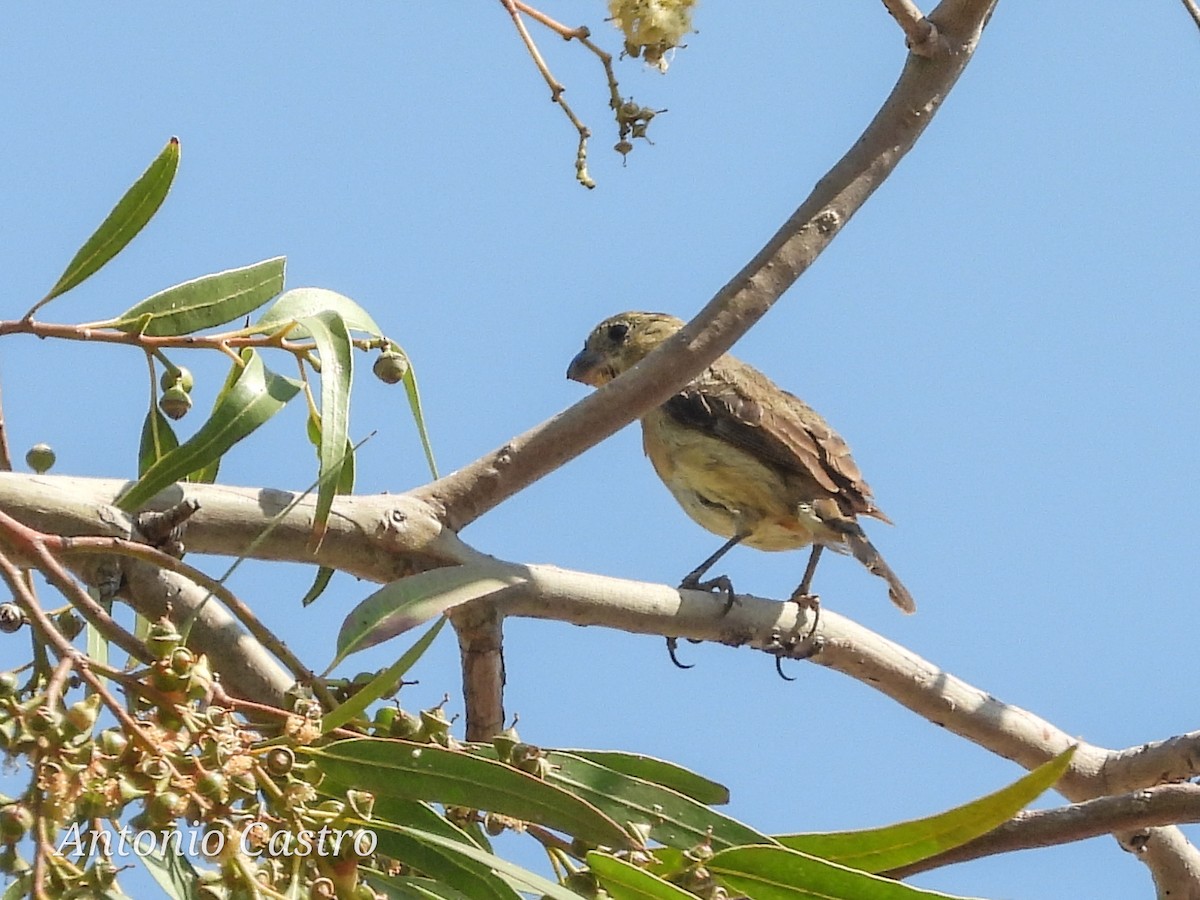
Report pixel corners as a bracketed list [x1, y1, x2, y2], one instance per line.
[679, 533, 745, 615]
[791, 544, 824, 604]
[771, 545, 825, 680]
[667, 533, 747, 669]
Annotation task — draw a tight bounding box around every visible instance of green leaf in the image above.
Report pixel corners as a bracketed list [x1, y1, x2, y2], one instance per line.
[329, 564, 522, 670]
[542, 750, 768, 851]
[106, 257, 285, 336]
[186, 357, 244, 486]
[365, 872, 476, 900]
[777, 747, 1077, 873]
[368, 822, 589, 900]
[401, 359, 438, 479]
[710, 845, 986, 900]
[255, 286, 385, 338]
[138, 406, 180, 477]
[300, 565, 336, 607]
[116, 349, 300, 512]
[303, 738, 637, 850]
[587, 853, 699, 900]
[562, 750, 730, 806]
[322, 616, 447, 733]
[296, 310, 353, 543]
[2, 875, 32, 900]
[351, 818, 520, 900]
[41, 137, 180, 304]
[140, 843, 202, 900]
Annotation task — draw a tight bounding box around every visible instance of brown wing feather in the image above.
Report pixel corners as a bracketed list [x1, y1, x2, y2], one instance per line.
[660, 356, 890, 522]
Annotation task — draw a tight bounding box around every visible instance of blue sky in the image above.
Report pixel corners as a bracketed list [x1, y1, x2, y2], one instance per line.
[3, 4, 1200, 898]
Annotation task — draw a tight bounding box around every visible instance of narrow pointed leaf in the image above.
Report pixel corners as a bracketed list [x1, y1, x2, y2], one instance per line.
[107, 257, 285, 336]
[322, 616, 447, 733]
[255, 286, 385, 338]
[116, 350, 300, 511]
[140, 843, 202, 900]
[300, 565, 336, 606]
[587, 853, 698, 900]
[295, 310, 352, 542]
[42, 137, 180, 303]
[138, 407, 180, 477]
[711, 845, 986, 899]
[401, 361, 438, 478]
[365, 873, 475, 900]
[542, 750, 768, 851]
[329, 565, 522, 669]
[777, 747, 1077, 873]
[351, 819, 520, 900]
[303, 738, 637, 850]
[374, 822, 594, 900]
[562, 750, 729, 806]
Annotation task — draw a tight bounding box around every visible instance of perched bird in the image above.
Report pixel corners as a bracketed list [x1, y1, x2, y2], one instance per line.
[566, 311, 915, 620]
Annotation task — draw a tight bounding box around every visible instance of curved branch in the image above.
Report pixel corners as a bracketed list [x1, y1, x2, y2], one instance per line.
[488, 563, 1200, 890]
[415, 0, 1000, 533]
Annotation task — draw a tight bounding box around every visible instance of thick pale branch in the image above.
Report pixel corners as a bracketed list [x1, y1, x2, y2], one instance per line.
[0, 473, 492, 583]
[492, 564, 1200, 890]
[415, 0, 1000, 533]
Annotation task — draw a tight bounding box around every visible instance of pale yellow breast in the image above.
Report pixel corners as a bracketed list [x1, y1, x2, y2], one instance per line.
[640, 409, 814, 551]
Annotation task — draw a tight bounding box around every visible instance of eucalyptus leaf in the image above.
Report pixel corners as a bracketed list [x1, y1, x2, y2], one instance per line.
[329, 565, 522, 669]
[138, 406, 180, 477]
[303, 738, 637, 850]
[710, 845, 986, 900]
[777, 747, 1077, 873]
[107, 257, 285, 336]
[321, 616, 446, 733]
[41, 137, 180, 304]
[295, 309, 353, 543]
[116, 349, 300, 511]
[587, 853, 699, 900]
[401, 360, 438, 479]
[255, 286, 385, 338]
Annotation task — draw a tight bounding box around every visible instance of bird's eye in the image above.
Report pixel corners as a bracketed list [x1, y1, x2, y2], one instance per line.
[606, 322, 629, 343]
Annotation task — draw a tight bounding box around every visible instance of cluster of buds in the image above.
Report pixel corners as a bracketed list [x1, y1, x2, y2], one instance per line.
[0, 617, 392, 898]
[614, 100, 666, 158]
[159, 364, 195, 420]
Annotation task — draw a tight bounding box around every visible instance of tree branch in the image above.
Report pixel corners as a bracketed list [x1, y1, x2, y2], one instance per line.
[1180, 0, 1200, 32]
[413, 0, 1000, 533]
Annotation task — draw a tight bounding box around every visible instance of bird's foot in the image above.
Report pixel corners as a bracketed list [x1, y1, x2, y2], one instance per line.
[679, 573, 738, 616]
[769, 591, 823, 680]
[787, 588, 821, 642]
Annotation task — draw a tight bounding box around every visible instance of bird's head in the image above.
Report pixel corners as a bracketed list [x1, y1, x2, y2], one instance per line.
[566, 311, 685, 386]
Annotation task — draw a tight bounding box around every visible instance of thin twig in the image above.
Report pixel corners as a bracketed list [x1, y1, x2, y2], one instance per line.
[58, 535, 335, 710]
[499, 0, 595, 188]
[0, 510, 151, 662]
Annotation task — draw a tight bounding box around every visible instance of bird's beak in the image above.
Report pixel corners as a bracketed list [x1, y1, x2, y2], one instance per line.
[566, 349, 605, 386]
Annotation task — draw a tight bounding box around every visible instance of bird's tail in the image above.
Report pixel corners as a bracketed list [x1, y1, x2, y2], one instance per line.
[844, 531, 916, 614]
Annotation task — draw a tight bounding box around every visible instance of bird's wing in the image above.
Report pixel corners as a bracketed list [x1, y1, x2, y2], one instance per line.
[660, 357, 890, 522]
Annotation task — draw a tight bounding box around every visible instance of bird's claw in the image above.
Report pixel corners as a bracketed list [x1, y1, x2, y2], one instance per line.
[679, 573, 738, 616]
[787, 589, 821, 644]
[665, 636, 695, 670]
[767, 595, 823, 681]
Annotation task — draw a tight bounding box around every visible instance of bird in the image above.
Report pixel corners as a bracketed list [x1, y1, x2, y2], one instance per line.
[566, 311, 915, 631]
